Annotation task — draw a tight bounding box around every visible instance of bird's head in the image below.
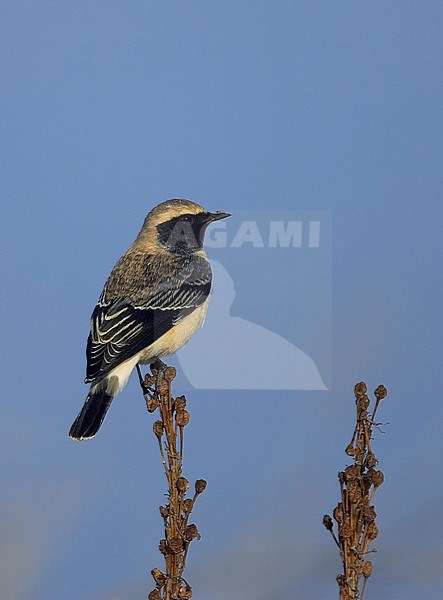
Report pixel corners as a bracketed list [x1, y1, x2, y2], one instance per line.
[136, 199, 230, 255]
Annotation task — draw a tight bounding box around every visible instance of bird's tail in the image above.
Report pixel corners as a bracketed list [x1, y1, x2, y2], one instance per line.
[69, 386, 114, 441]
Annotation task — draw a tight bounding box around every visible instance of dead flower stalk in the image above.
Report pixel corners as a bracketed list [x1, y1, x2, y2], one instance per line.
[323, 381, 388, 599]
[137, 362, 206, 600]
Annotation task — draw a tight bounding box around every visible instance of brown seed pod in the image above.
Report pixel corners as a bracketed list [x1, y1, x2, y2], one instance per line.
[176, 410, 190, 427]
[159, 505, 169, 518]
[366, 522, 379, 540]
[345, 443, 355, 456]
[364, 505, 377, 522]
[354, 381, 367, 398]
[185, 523, 201, 541]
[182, 499, 193, 513]
[177, 477, 190, 493]
[148, 590, 161, 600]
[323, 515, 333, 531]
[178, 586, 193, 599]
[374, 385, 387, 400]
[195, 479, 207, 494]
[345, 465, 360, 481]
[164, 366, 177, 381]
[372, 469, 384, 488]
[174, 395, 187, 412]
[147, 397, 159, 413]
[153, 420, 164, 438]
[151, 568, 166, 588]
[362, 561, 373, 578]
[144, 374, 156, 387]
[365, 452, 377, 469]
[158, 539, 168, 555]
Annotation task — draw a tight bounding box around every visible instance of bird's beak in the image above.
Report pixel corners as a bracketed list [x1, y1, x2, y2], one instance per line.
[207, 211, 231, 222]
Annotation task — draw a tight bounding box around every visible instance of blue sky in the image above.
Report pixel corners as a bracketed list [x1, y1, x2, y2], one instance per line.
[1, 2, 442, 599]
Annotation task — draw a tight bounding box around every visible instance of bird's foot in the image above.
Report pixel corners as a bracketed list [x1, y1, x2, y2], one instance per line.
[150, 358, 168, 374]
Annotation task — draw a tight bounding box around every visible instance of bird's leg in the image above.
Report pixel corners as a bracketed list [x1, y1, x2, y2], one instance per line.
[136, 364, 153, 396]
[136, 364, 145, 387]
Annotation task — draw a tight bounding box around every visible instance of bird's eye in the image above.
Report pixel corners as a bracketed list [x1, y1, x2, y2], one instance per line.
[157, 214, 202, 254]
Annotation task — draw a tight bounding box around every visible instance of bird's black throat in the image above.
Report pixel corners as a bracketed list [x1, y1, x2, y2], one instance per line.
[156, 212, 213, 255]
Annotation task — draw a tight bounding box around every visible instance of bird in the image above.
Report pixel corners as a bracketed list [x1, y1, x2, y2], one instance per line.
[69, 199, 230, 441]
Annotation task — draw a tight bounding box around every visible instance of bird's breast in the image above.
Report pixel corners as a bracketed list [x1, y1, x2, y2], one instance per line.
[138, 296, 210, 363]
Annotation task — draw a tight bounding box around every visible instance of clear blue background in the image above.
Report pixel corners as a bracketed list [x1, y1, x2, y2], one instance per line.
[1, 2, 442, 599]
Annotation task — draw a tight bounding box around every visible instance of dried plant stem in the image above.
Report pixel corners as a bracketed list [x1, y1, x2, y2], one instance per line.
[323, 382, 388, 599]
[138, 362, 206, 600]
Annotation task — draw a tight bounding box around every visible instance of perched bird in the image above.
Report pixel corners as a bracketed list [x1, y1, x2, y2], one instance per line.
[69, 199, 230, 440]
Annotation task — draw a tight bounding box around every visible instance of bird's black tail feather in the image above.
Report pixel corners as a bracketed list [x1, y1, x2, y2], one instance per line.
[69, 388, 114, 441]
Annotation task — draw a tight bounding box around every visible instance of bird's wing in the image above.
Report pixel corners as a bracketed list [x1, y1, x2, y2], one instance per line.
[85, 256, 211, 383]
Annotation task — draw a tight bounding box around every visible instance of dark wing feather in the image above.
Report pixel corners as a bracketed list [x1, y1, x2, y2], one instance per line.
[85, 256, 211, 384]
